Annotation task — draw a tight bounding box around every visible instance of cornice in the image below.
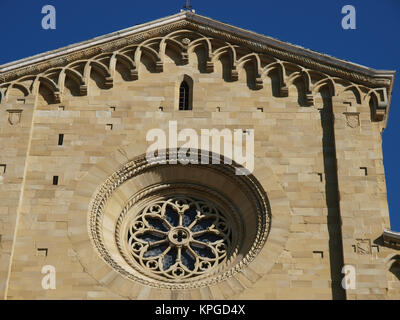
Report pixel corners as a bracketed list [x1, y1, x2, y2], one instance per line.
[0, 12, 395, 126]
[185, 13, 395, 88]
[0, 15, 190, 83]
[383, 229, 400, 251]
[0, 12, 394, 89]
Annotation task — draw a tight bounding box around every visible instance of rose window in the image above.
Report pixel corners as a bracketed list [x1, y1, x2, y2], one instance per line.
[88, 154, 271, 290]
[126, 196, 233, 280]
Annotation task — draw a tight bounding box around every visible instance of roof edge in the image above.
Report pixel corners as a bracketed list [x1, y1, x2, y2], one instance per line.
[0, 11, 395, 127]
[0, 11, 395, 81]
[383, 229, 400, 250]
[186, 13, 395, 80]
[0, 12, 188, 72]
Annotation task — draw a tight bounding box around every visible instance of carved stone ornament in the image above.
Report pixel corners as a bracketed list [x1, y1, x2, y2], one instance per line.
[356, 239, 371, 255]
[181, 38, 191, 45]
[7, 109, 22, 125]
[345, 112, 360, 129]
[119, 192, 238, 282]
[0, 14, 393, 124]
[89, 151, 271, 289]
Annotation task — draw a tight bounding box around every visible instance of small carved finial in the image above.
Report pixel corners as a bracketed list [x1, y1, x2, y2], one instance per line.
[183, 0, 192, 11]
[182, 0, 195, 12]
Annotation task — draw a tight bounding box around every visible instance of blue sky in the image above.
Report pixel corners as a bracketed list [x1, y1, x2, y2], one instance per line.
[1, 0, 399, 229]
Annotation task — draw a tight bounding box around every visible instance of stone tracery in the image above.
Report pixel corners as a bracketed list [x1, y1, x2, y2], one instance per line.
[125, 195, 233, 280]
[88, 150, 270, 289]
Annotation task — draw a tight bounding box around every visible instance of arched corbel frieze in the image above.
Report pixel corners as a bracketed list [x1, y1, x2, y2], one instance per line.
[338, 84, 362, 105]
[62, 68, 87, 96]
[212, 45, 238, 81]
[263, 62, 288, 97]
[0, 28, 391, 122]
[160, 37, 188, 65]
[4, 83, 30, 102]
[110, 53, 137, 81]
[135, 45, 163, 73]
[237, 53, 263, 90]
[365, 88, 388, 121]
[88, 60, 113, 89]
[188, 37, 214, 72]
[33, 76, 61, 104]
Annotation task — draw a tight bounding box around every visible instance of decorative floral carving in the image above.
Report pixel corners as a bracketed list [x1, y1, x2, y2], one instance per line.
[126, 196, 232, 280]
[89, 151, 270, 289]
[181, 38, 191, 45]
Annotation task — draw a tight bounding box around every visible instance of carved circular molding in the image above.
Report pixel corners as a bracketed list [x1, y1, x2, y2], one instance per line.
[116, 186, 241, 284]
[88, 151, 271, 289]
[68, 145, 292, 299]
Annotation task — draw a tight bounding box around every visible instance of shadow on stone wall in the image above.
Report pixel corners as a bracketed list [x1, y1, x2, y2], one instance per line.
[319, 86, 347, 300]
[389, 256, 400, 281]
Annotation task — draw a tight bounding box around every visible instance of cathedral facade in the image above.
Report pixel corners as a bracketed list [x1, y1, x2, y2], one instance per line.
[0, 11, 399, 300]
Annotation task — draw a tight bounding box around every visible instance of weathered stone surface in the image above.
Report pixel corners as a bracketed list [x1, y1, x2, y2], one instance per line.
[0, 12, 398, 300]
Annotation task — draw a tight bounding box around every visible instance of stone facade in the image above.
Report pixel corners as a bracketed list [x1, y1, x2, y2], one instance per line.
[0, 11, 398, 300]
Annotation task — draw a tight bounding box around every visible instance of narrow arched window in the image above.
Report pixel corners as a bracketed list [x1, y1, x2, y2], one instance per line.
[179, 81, 191, 110]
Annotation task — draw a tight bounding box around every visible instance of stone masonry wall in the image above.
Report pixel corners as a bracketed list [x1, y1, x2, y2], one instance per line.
[0, 48, 399, 299]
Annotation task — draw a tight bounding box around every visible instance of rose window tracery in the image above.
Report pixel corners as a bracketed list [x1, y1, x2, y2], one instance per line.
[88, 153, 271, 289]
[126, 196, 233, 280]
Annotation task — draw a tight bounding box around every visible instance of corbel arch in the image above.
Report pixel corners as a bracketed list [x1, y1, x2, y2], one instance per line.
[110, 52, 137, 81]
[264, 62, 288, 97]
[366, 90, 384, 121]
[88, 60, 112, 78]
[313, 81, 335, 111]
[34, 76, 59, 94]
[313, 77, 336, 97]
[188, 38, 214, 73]
[159, 37, 186, 65]
[212, 45, 237, 81]
[42, 68, 63, 86]
[338, 84, 362, 105]
[237, 53, 263, 90]
[34, 76, 61, 104]
[385, 254, 400, 295]
[301, 70, 313, 92]
[66, 60, 88, 77]
[189, 37, 213, 58]
[87, 60, 113, 89]
[0, 86, 7, 103]
[61, 68, 87, 96]
[286, 71, 310, 106]
[308, 69, 328, 87]
[92, 52, 114, 69]
[165, 29, 207, 41]
[282, 61, 303, 78]
[135, 45, 163, 73]
[5, 83, 30, 101]
[119, 44, 140, 59]
[214, 43, 235, 60]
[141, 37, 163, 47]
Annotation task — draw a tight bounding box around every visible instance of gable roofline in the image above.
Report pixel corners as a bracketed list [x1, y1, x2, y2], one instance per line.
[187, 12, 395, 128]
[0, 11, 395, 79]
[0, 11, 395, 126]
[0, 12, 187, 72]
